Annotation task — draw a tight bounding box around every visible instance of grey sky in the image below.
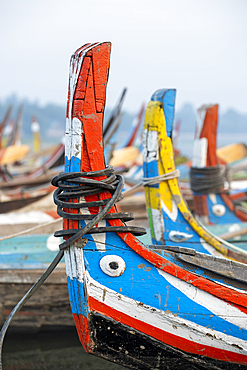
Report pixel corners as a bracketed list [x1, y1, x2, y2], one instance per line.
[0, 0, 247, 114]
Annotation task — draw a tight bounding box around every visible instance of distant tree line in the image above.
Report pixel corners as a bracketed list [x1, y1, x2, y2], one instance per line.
[0, 95, 246, 148]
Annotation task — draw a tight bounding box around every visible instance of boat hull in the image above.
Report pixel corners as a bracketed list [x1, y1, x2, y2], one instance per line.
[87, 311, 247, 370]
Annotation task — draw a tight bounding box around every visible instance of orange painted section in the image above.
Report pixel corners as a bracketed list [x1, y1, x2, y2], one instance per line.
[221, 193, 247, 222]
[73, 313, 91, 352]
[193, 194, 209, 219]
[199, 105, 218, 167]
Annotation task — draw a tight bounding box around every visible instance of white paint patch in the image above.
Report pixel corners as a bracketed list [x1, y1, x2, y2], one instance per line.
[64, 249, 72, 279]
[168, 230, 193, 243]
[161, 198, 178, 222]
[142, 129, 159, 163]
[46, 234, 61, 251]
[150, 208, 165, 242]
[192, 137, 208, 168]
[100, 255, 126, 277]
[195, 105, 211, 140]
[65, 245, 85, 281]
[208, 193, 217, 204]
[158, 269, 247, 330]
[86, 272, 247, 354]
[65, 117, 83, 161]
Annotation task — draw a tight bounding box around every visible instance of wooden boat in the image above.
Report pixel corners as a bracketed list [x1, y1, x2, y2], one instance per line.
[143, 90, 247, 262]
[4, 103, 24, 148]
[0, 213, 73, 329]
[0, 142, 65, 184]
[103, 87, 127, 148]
[0, 105, 13, 148]
[49, 43, 247, 369]
[0, 181, 56, 213]
[191, 104, 247, 227]
[120, 102, 145, 149]
[0, 144, 29, 166]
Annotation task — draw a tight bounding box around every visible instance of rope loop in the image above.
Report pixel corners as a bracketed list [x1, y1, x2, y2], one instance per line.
[142, 169, 180, 187]
[190, 165, 225, 194]
[51, 165, 146, 250]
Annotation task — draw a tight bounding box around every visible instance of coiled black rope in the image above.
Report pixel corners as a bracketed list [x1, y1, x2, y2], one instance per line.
[0, 166, 146, 369]
[51, 165, 146, 250]
[190, 165, 225, 194]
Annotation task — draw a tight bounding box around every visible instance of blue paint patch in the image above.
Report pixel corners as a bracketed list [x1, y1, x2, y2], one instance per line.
[207, 194, 241, 224]
[0, 234, 64, 269]
[151, 89, 176, 138]
[76, 243, 247, 341]
[67, 276, 89, 317]
[143, 160, 159, 188]
[161, 208, 211, 254]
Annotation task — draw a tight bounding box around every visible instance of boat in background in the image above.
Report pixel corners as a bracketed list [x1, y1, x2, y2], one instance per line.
[103, 87, 127, 163]
[109, 102, 145, 172]
[190, 104, 247, 243]
[142, 90, 247, 262]
[49, 42, 247, 369]
[0, 212, 72, 329]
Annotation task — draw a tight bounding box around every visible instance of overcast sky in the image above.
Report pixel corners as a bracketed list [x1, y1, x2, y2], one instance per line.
[0, 0, 247, 114]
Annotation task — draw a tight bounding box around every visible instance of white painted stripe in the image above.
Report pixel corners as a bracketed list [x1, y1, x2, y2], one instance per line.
[208, 193, 217, 204]
[195, 105, 208, 140]
[142, 129, 159, 164]
[192, 137, 208, 168]
[86, 271, 247, 355]
[161, 198, 178, 222]
[65, 245, 85, 281]
[150, 208, 165, 242]
[66, 43, 101, 162]
[64, 249, 72, 279]
[158, 269, 247, 329]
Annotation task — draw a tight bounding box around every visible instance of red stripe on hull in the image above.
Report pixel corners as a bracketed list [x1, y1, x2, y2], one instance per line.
[72, 313, 91, 352]
[115, 230, 247, 308]
[89, 296, 247, 365]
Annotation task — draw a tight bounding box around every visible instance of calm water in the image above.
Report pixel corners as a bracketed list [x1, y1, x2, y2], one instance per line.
[2, 327, 125, 370]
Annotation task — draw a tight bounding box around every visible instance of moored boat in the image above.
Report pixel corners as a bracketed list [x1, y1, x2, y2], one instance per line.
[48, 43, 247, 369]
[0, 210, 73, 329]
[191, 104, 247, 226]
[142, 89, 247, 262]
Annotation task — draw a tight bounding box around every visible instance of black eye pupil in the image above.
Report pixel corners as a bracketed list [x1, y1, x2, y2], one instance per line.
[109, 261, 119, 270]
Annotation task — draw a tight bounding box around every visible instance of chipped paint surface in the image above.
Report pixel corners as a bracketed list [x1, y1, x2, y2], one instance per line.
[70, 261, 247, 356]
[192, 137, 208, 168]
[62, 47, 247, 367]
[192, 104, 247, 225]
[142, 90, 247, 262]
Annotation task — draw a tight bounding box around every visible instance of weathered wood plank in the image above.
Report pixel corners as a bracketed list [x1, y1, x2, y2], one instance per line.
[0, 269, 73, 328]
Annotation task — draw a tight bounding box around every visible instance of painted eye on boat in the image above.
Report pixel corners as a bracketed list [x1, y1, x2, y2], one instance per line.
[169, 230, 193, 242]
[100, 255, 126, 277]
[211, 204, 226, 217]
